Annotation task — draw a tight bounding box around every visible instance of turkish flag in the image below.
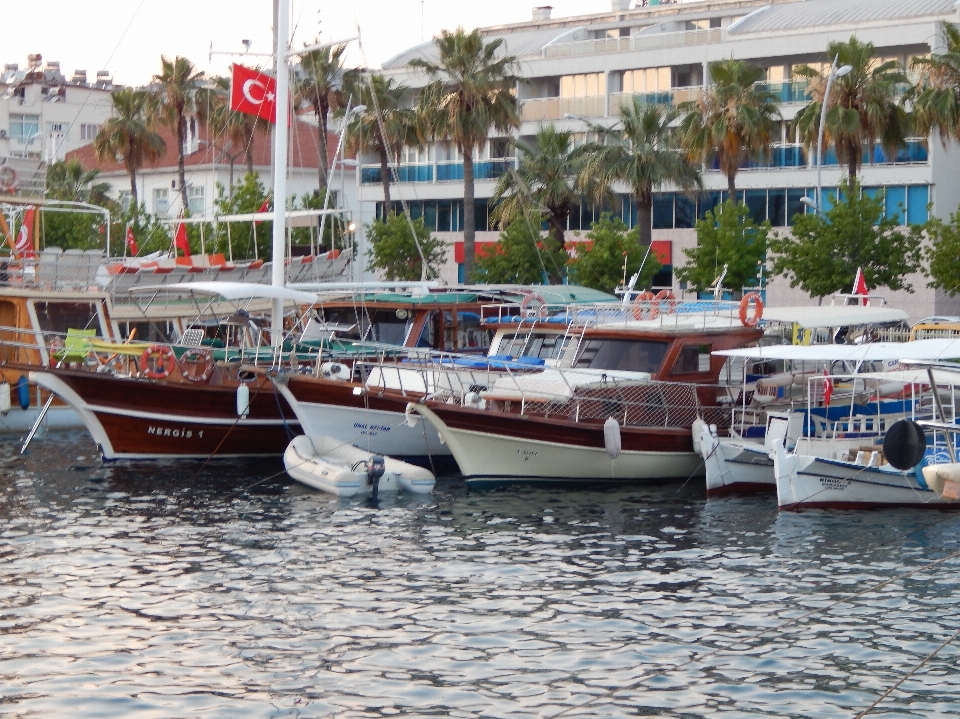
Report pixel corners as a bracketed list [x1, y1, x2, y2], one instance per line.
[15, 207, 35, 259]
[255, 198, 270, 225]
[174, 221, 190, 257]
[823, 369, 834, 407]
[852, 267, 868, 305]
[126, 225, 138, 256]
[230, 64, 277, 124]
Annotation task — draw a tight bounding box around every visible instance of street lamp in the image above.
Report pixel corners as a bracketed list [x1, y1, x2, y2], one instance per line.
[803, 56, 852, 214]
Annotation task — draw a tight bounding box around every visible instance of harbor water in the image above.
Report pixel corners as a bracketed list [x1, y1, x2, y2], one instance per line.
[1, 431, 959, 718]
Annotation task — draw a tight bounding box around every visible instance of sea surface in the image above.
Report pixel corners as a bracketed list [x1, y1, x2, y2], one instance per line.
[1, 431, 959, 718]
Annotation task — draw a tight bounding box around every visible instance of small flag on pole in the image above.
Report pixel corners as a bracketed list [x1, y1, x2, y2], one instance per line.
[853, 267, 868, 305]
[174, 217, 190, 257]
[125, 225, 138, 256]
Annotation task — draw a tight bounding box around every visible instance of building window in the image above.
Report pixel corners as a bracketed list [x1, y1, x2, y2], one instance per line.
[621, 68, 671, 95]
[9, 114, 40, 142]
[80, 124, 100, 140]
[118, 190, 132, 212]
[187, 186, 204, 215]
[46, 122, 66, 133]
[154, 188, 169, 216]
[560, 72, 606, 97]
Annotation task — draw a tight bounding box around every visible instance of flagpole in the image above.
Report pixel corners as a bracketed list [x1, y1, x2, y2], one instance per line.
[270, 0, 290, 347]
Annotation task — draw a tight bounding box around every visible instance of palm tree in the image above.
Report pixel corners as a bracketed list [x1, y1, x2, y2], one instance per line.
[150, 55, 204, 212]
[46, 158, 110, 204]
[93, 87, 165, 208]
[793, 37, 910, 191]
[411, 28, 519, 280]
[344, 73, 419, 214]
[678, 59, 780, 195]
[293, 43, 351, 190]
[489, 127, 579, 283]
[197, 75, 267, 182]
[575, 102, 701, 249]
[908, 22, 960, 146]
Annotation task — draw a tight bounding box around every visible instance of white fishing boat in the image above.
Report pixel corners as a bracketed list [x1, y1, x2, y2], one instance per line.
[283, 434, 435, 496]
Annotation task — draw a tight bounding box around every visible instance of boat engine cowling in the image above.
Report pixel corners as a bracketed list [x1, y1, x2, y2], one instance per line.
[367, 455, 386, 500]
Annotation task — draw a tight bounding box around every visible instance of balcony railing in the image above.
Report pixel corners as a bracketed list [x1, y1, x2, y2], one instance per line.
[544, 28, 725, 59]
[755, 80, 809, 104]
[705, 139, 928, 172]
[361, 158, 515, 185]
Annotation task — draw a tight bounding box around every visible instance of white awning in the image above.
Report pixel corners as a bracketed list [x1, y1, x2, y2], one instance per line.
[761, 305, 908, 328]
[127, 282, 319, 304]
[714, 338, 960, 362]
[157, 209, 345, 228]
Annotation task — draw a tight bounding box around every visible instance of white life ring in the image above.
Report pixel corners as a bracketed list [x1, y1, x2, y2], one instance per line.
[520, 292, 547, 320]
[178, 347, 214, 383]
[0, 165, 18, 193]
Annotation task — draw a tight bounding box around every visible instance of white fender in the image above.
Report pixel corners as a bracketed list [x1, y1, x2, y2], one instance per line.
[0, 381, 9, 414]
[236, 383, 250, 418]
[404, 402, 420, 428]
[691, 417, 705, 454]
[320, 361, 349, 380]
[604, 416, 622, 459]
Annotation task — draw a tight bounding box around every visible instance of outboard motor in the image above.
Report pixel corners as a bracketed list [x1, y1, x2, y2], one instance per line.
[366, 456, 386, 500]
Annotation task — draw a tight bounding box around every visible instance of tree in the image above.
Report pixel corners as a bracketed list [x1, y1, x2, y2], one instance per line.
[489, 126, 578, 283]
[793, 37, 910, 191]
[577, 102, 701, 249]
[294, 43, 351, 190]
[923, 207, 960, 296]
[676, 200, 771, 297]
[213, 173, 272, 261]
[93, 87, 165, 208]
[150, 55, 204, 212]
[366, 213, 446, 281]
[197, 75, 268, 181]
[678, 59, 780, 194]
[344, 73, 418, 213]
[770, 179, 924, 299]
[473, 216, 568, 284]
[568, 214, 661, 294]
[411, 27, 519, 280]
[909, 22, 960, 146]
[45, 159, 110, 205]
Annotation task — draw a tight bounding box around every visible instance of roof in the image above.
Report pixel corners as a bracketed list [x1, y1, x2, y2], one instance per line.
[714, 338, 960, 362]
[66, 117, 341, 174]
[761, 305, 908, 329]
[383, 26, 584, 68]
[729, 0, 957, 35]
[127, 281, 319, 304]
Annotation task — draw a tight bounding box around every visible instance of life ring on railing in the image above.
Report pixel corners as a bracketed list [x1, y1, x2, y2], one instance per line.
[520, 292, 547, 320]
[655, 289, 677, 314]
[739, 292, 764, 327]
[632, 291, 659, 321]
[0, 165, 18, 193]
[178, 347, 214, 383]
[140, 344, 176, 380]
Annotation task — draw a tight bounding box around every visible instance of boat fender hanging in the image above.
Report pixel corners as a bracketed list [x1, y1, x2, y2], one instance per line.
[882, 419, 926, 471]
[16, 375, 29, 411]
[691, 417, 706, 454]
[140, 344, 176, 380]
[404, 402, 420, 428]
[739, 292, 764, 327]
[236, 383, 250, 418]
[0, 381, 10, 414]
[604, 416, 622, 459]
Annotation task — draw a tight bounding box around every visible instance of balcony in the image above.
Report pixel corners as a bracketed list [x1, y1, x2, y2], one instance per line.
[705, 139, 928, 172]
[520, 95, 606, 122]
[612, 86, 702, 111]
[756, 80, 808, 104]
[544, 28, 724, 60]
[361, 158, 515, 185]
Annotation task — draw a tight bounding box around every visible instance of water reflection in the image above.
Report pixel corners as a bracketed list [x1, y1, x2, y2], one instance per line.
[0, 431, 958, 717]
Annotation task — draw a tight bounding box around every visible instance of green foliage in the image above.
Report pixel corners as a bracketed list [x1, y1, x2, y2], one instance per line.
[677, 200, 771, 296]
[769, 180, 924, 298]
[568, 214, 660, 294]
[109, 204, 181, 257]
[472, 216, 567, 285]
[213, 173, 272, 260]
[366, 214, 446, 281]
[924, 207, 960, 295]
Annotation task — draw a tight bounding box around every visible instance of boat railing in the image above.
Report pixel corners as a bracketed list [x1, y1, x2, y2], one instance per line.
[480, 299, 747, 331]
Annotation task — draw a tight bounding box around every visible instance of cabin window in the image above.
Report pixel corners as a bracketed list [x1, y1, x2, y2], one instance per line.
[33, 302, 101, 336]
[494, 331, 567, 360]
[369, 310, 412, 345]
[573, 339, 668, 373]
[455, 311, 490, 351]
[316, 308, 362, 340]
[671, 344, 712, 375]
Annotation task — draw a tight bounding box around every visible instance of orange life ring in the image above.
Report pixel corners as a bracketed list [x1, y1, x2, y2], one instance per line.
[0, 165, 17, 193]
[655, 289, 677, 314]
[520, 292, 547, 320]
[178, 347, 214, 383]
[140, 344, 176, 380]
[739, 292, 764, 327]
[632, 291, 659, 321]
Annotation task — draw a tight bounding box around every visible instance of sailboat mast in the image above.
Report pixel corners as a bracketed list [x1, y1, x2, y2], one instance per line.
[270, 0, 290, 346]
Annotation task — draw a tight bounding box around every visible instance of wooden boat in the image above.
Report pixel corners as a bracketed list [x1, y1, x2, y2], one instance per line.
[283, 434, 435, 496]
[405, 297, 764, 487]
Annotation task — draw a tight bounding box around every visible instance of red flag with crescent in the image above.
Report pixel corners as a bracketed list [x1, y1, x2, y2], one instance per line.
[15, 207, 36, 259]
[174, 220, 190, 258]
[230, 64, 277, 124]
[126, 225, 138, 256]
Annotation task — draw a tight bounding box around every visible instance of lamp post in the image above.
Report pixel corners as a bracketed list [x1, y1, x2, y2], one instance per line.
[805, 56, 852, 214]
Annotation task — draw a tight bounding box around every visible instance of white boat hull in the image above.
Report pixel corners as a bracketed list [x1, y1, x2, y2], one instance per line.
[773, 443, 960, 509]
[0, 405, 82, 434]
[283, 434, 435, 497]
[414, 403, 703, 487]
[700, 425, 776, 494]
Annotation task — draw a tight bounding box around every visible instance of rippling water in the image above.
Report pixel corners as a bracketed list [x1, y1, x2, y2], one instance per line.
[1, 431, 959, 717]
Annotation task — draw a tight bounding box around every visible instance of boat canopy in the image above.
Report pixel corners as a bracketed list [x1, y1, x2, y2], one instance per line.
[761, 305, 908, 328]
[714, 338, 960, 362]
[127, 281, 319, 304]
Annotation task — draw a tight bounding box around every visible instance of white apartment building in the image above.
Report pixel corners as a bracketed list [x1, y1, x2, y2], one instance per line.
[0, 56, 114, 165]
[366, 0, 960, 320]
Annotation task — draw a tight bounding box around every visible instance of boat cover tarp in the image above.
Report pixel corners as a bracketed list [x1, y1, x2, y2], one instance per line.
[127, 281, 319, 304]
[715, 338, 960, 362]
[761, 305, 908, 328]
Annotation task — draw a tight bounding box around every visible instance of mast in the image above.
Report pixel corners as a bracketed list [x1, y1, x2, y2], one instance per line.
[270, 0, 290, 346]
